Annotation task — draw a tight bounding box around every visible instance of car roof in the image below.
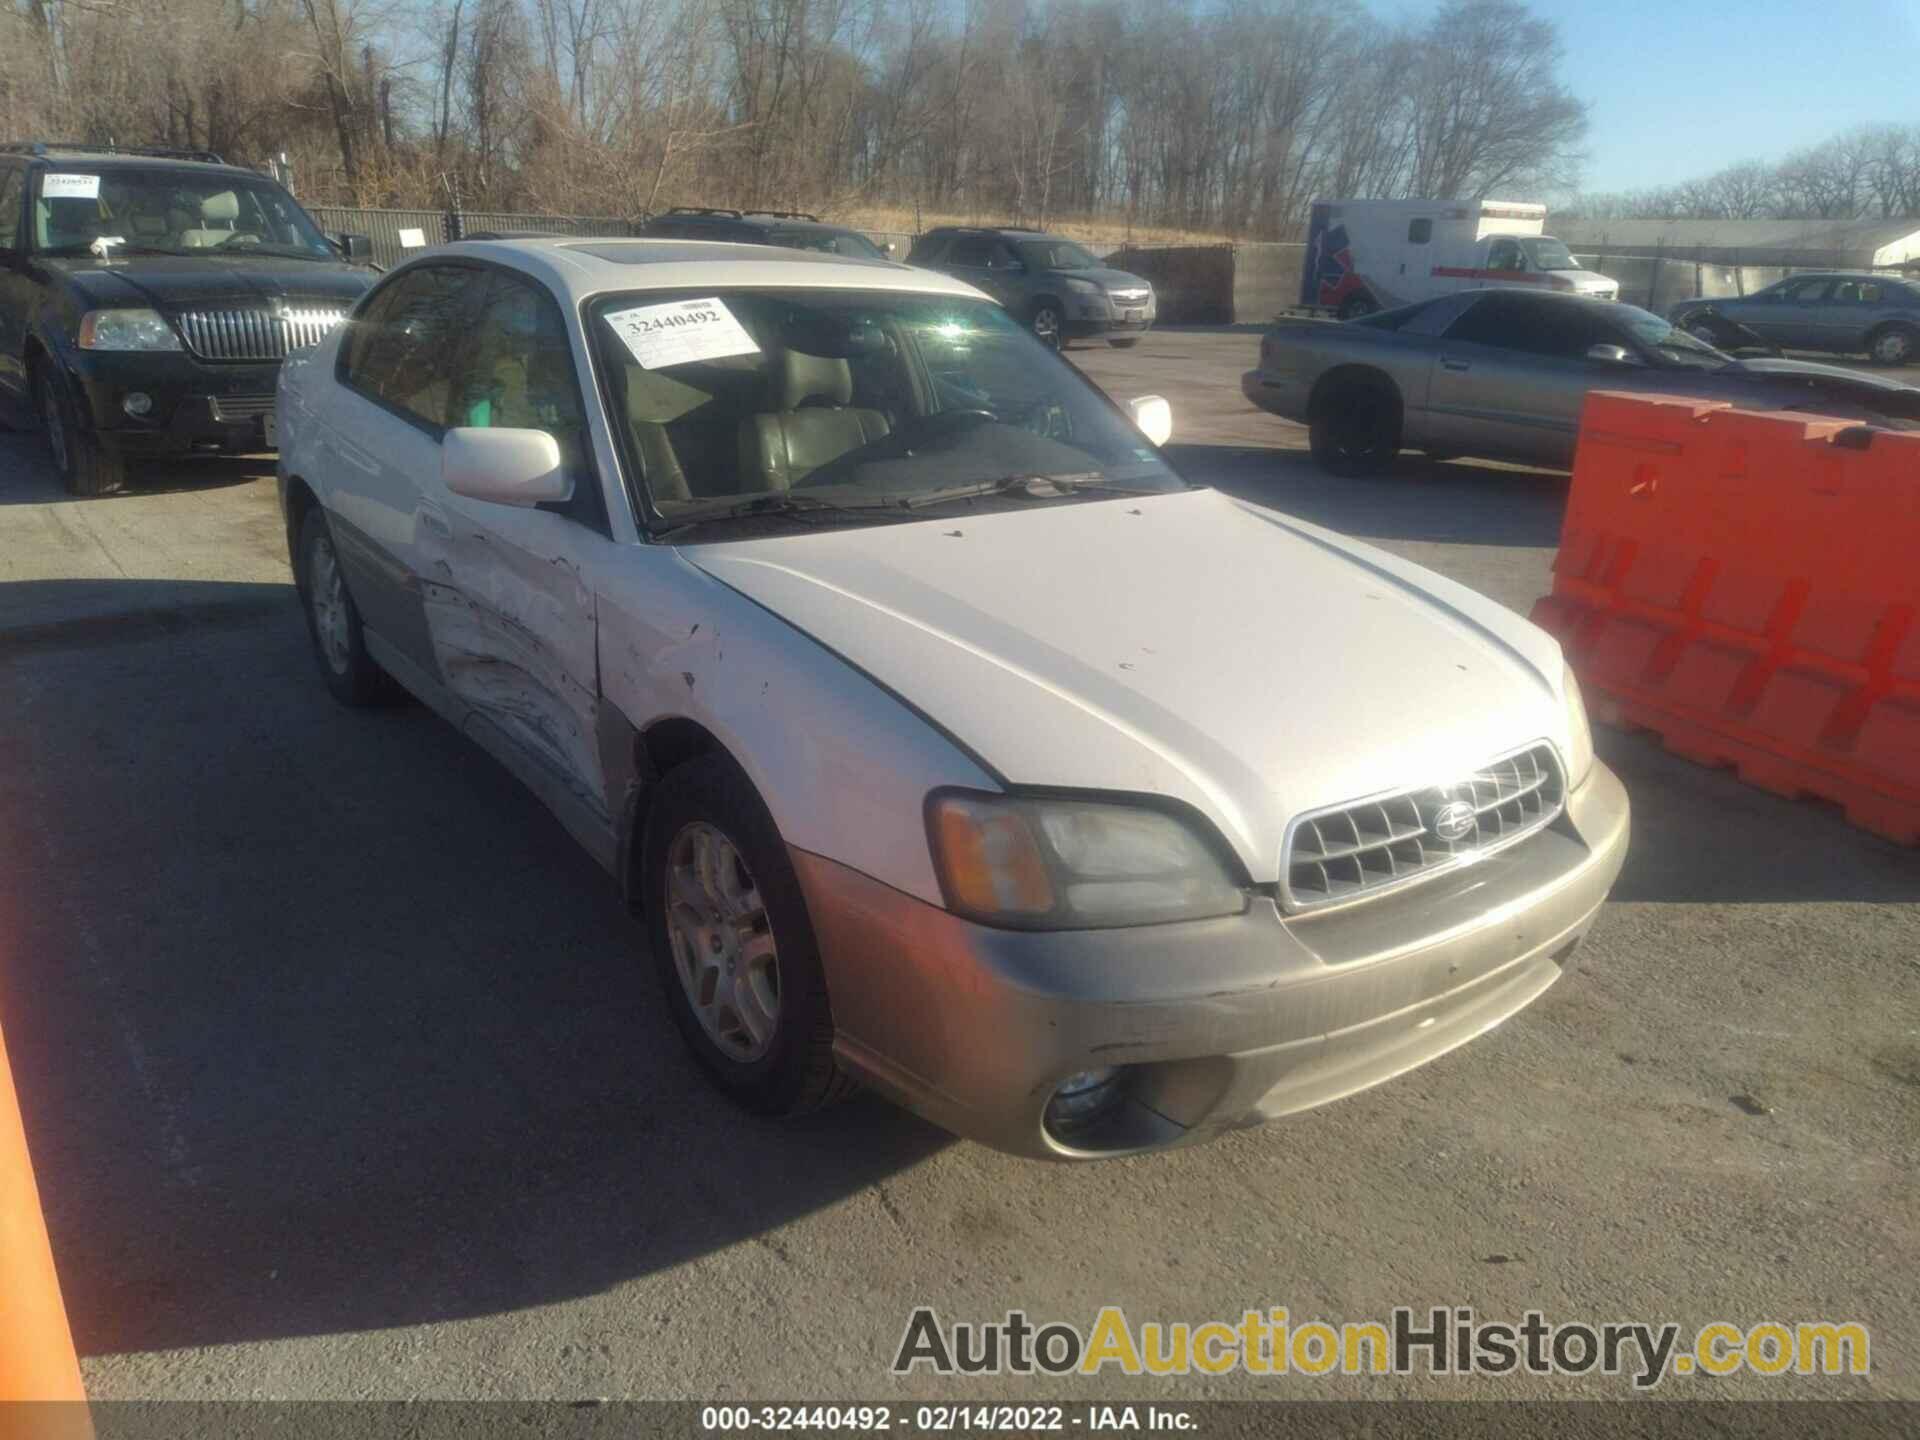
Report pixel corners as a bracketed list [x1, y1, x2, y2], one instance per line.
[15, 151, 269, 183]
[661, 209, 861, 235]
[925, 225, 1051, 239]
[419, 237, 984, 303]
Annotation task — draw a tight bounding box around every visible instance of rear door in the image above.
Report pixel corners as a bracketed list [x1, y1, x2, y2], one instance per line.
[1744, 276, 1831, 347]
[1821, 277, 1892, 354]
[418, 264, 615, 824]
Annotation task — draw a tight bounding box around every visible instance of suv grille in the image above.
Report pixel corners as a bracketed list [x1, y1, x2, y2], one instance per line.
[175, 306, 346, 361]
[1282, 744, 1566, 910]
[1108, 287, 1151, 303]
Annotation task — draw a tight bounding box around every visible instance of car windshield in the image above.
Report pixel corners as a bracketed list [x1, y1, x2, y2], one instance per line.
[33, 166, 333, 258]
[1615, 305, 1730, 369]
[594, 289, 1183, 534]
[1015, 238, 1101, 270]
[1522, 237, 1580, 271]
[770, 229, 887, 261]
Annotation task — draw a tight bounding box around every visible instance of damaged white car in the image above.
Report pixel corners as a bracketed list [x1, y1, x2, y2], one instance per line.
[278, 238, 1628, 1160]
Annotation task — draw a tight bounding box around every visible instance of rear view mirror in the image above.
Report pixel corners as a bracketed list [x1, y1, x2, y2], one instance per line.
[1585, 343, 1638, 366]
[442, 428, 572, 507]
[1127, 394, 1173, 447]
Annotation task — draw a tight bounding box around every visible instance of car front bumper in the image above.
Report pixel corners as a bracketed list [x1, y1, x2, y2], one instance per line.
[1242, 367, 1309, 424]
[1068, 294, 1156, 339]
[795, 760, 1629, 1160]
[64, 350, 281, 457]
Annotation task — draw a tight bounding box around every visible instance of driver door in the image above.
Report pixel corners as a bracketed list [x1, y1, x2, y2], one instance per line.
[417, 266, 618, 831]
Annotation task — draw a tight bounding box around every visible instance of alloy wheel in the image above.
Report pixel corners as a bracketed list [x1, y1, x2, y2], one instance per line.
[307, 534, 352, 676]
[665, 821, 781, 1062]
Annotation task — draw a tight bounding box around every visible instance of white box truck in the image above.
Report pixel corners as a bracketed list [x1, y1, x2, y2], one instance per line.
[1301, 199, 1618, 317]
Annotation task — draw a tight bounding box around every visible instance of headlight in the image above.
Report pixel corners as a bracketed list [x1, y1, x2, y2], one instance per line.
[1062, 276, 1101, 295]
[78, 308, 183, 351]
[1562, 663, 1594, 786]
[928, 791, 1246, 929]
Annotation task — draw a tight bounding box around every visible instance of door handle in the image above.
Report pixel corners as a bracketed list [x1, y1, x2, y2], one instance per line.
[1441, 356, 1471, 372]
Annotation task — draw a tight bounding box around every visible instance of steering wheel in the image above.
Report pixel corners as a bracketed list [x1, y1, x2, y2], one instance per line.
[212, 232, 262, 249]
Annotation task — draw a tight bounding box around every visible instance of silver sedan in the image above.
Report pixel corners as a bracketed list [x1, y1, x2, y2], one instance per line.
[1243, 289, 1920, 475]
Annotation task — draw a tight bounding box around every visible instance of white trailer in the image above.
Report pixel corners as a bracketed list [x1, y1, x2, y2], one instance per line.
[1301, 199, 1618, 317]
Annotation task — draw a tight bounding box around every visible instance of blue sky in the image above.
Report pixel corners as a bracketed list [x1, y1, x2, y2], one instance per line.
[1517, 0, 1920, 195]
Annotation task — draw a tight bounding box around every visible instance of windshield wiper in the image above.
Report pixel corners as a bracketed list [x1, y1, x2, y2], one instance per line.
[899, 473, 1170, 508]
[46, 242, 189, 258]
[657, 491, 918, 533]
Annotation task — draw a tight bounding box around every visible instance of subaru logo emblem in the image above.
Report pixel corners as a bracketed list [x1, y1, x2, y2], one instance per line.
[1432, 801, 1477, 844]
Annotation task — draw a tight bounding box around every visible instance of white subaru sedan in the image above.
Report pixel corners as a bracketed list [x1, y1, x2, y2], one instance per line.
[277, 238, 1628, 1160]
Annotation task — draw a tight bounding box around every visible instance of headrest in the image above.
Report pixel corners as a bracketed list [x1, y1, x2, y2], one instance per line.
[201, 191, 240, 223]
[781, 350, 851, 409]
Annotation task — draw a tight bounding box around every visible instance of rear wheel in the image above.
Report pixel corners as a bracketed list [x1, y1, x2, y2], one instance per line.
[642, 755, 854, 1116]
[1867, 324, 1917, 366]
[36, 365, 127, 497]
[1310, 380, 1402, 478]
[296, 508, 395, 707]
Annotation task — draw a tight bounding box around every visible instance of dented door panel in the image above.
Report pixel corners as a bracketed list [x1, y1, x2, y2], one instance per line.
[418, 498, 610, 818]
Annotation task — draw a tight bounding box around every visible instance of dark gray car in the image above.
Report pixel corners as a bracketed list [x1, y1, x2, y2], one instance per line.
[907, 227, 1156, 350]
[1671, 272, 1920, 366]
[1243, 289, 1920, 476]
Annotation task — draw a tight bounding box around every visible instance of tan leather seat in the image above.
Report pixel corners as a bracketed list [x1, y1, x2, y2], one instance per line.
[741, 351, 891, 490]
[625, 369, 705, 503]
[180, 191, 240, 247]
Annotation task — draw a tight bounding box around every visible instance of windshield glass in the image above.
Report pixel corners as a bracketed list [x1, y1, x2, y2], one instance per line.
[771, 229, 887, 260]
[1521, 236, 1580, 271]
[1015, 238, 1100, 270]
[32, 167, 333, 258]
[1615, 305, 1730, 369]
[594, 289, 1183, 533]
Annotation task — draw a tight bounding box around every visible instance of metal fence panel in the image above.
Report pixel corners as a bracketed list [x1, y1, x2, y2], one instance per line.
[306, 207, 446, 269]
[453, 212, 636, 240]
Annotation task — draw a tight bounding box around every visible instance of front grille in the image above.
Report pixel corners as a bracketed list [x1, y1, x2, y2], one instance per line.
[174, 306, 346, 361]
[1282, 743, 1566, 910]
[1108, 287, 1151, 304]
[208, 393, 274, 422]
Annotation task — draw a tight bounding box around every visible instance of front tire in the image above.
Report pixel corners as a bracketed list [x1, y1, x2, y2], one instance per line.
[296, 508, 395, 707]
[1310, 381, 1402, 477]
[1030, 302, 1066, 352]
[1867, 324, 1917, 367]
[642, 755, 855, 1116]
[37, 365, 127, 497]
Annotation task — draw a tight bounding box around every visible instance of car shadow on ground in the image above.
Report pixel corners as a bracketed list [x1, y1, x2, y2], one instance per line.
[1, 580, 950, 1359]
[0, 431, 267, 505]
[1166, 442, 1572, 549]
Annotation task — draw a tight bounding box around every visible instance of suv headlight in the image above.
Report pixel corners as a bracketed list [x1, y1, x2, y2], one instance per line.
[1062, 276, 1101, 295]
[928, 791, 1246, 929]
[78, 308, 183, 351]
[1562, 662, 1594, 786]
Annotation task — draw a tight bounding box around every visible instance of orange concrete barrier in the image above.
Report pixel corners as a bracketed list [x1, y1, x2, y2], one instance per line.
[0, 1016, 87, 1413]
[1533, 390, 1920, 845]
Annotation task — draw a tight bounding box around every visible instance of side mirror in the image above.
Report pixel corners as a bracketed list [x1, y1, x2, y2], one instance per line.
[1127, 394, 1173, 447]
[1585, 343, 1638, 366]
[442, 428, 572, 506]
[334, 232, 373, 262]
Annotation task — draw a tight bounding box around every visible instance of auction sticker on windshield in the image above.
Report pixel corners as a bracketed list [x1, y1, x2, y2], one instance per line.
[605, 297, 760, 370]
[41, 173, 101, 199]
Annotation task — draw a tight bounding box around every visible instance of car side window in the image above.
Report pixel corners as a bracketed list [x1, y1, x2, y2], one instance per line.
[0, 167, 21, 250]
[948, 237, 993, 267]
[1781, 278, 1832, 304]
[1486, 238, 1524, 272]
[340, 264, 472, 433]
[1832, 280, 1880, 305]
[450, 269, 608, 534]
[1440, 292, 1534, 347]
[1408, 218, 1432, 244]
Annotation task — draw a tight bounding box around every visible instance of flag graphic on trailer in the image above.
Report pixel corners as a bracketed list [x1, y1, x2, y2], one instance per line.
[1303, 204, 1368, 310]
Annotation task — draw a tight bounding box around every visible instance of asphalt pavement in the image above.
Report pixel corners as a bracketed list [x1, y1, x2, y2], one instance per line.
[0, 331, 1914, 1406]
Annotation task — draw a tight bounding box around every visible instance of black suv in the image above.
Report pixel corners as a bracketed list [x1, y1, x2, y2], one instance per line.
[0, 143, 376, 495]
[907, 227, 1156, 350]
[637, 207, 894, 260]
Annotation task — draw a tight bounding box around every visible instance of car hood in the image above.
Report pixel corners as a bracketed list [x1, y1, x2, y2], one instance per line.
[1065, 267, 1152, 293]
[683, 489, 1570, 879]
[1726, 356, 1918, 393]
[44, 255, 373, 310]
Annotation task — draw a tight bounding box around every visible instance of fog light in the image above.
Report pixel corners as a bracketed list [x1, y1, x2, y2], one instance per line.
[1045, 1066, 1124, 1132]
[122, 392, 153, 417]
